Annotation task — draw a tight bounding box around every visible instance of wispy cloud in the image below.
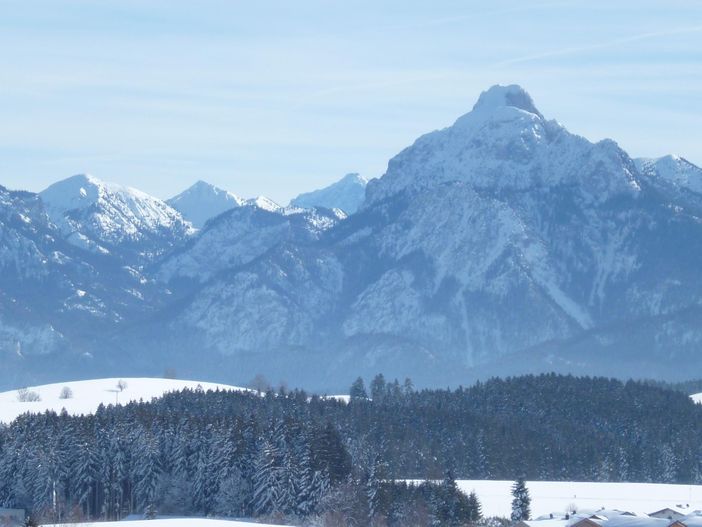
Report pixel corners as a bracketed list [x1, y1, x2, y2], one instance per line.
[494, 25, 702, 68]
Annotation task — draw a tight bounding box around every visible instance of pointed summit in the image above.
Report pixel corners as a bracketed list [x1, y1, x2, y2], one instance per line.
[167, 180, 244, 228]
[472, 84, 542, 117]
[366, 83, 639, 205]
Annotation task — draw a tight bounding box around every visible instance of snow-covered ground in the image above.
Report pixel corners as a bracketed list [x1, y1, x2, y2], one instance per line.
[0, 377, 247, 424]
[452, 480, 702, 518]
[690, 392, 702, 404]
[318, 394, 351, 403]
[43, 520, 288, 527]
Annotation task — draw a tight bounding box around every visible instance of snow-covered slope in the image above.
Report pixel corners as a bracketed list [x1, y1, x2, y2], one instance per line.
[43, 519, 288, 527]
[247, 195, 282, 212]
[635, 155, 702, 195]
[291, 173, 368, 214]
[157, 203, 344, 284]
[40, 174, 193, 261]
[450, 480, 702, 518]
[167, 180, 245, 228]
[0, 377, 247, 423]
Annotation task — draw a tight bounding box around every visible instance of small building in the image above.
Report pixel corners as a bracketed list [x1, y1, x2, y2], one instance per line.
[569, 518, 605, 527]
[649, 509, 686, 521]
[0, 508, 25, 527]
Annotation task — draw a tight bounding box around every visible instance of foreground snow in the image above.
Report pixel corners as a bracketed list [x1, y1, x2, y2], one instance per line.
[43, 520, 288, 527]
[0, 377, 247, 424]
[452, 480, 702, 518]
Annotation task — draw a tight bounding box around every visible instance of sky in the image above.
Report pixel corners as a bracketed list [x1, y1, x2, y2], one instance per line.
[0, 0, 700, 204]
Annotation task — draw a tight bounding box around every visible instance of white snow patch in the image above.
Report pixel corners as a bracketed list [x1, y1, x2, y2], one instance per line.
[43, 519, 289, 527]
[444, 480, 702, 518]
[0, 377, 249, 424]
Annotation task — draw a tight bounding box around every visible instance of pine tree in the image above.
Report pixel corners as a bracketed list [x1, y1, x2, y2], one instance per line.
[350, 377, 368, 400]
[370, 374, 387, 401]
[316, 423, 351, 484]
[292, 433, 316, 516]
[467, 490, 482, 522]
[134, 436, 161, 517]
[437, 470, 461, 527]
[511, 477, 531, 521]
[366, 458, 384, 522]
[252, 439, 281, 515]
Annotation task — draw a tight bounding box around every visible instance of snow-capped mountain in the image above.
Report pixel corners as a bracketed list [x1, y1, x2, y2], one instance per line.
[167, 180, 245, 228]
[5, 84, 702, 390]
[635, 155, 702, 195]
[0, 183, 172, 388]
[152, 84, 702, 387]
[290, 173, 368, 214]
[40, 174, 193, 262]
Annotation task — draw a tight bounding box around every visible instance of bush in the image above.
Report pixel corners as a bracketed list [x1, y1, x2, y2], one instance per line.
[17, 387, 41, 402]
[59, 386, 74, 399]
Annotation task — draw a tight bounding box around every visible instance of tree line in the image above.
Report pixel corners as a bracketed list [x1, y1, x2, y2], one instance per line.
[1, 373, 701, 525]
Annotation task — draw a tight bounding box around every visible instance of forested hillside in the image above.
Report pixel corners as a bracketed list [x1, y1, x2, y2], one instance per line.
[2, 374, 700, 525]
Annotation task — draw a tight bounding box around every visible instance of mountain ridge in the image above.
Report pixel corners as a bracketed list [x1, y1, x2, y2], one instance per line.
[3, 84, 702, 390]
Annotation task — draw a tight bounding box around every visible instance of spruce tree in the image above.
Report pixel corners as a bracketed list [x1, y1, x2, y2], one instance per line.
[511, 477, 531, 521]
[467, 490, 482, 522]
[350, 377, 368, 400]
[370, 374, 387, 401]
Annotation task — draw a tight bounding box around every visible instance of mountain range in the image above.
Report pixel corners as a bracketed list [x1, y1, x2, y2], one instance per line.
[2, 84, 702, 391]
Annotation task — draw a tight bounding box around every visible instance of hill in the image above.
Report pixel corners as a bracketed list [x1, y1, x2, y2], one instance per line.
[0, 377, 247, 423]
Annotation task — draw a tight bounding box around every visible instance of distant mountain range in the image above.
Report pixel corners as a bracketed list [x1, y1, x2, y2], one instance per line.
[2, 84, 702, 391]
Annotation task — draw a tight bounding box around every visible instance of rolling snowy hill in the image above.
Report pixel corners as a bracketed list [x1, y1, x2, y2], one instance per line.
[43, 520, 289, 527]
[0, 377, 247, 423]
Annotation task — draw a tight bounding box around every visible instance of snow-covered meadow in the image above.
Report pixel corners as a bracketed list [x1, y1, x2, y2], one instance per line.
[42, 520, 287, 527]
[453, 480, 702, 518]
[39, 481, 702, 525]
[0, 377, 247, 423]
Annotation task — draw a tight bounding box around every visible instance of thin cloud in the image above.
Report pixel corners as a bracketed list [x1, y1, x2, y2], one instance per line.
[494, 25, 702, 68]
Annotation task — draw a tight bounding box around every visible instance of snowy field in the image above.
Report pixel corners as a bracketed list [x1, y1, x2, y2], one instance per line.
[690, 392, 702, 404]
[0, 377, 247, 423]
[452, 480, 702, 518]
[42, 520, 288, 527]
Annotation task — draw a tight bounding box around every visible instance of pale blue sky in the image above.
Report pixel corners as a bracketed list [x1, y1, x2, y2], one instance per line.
[1, 0, 700, 203]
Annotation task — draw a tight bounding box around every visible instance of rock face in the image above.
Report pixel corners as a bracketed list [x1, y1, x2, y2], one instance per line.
[291, 173, 368, 214]
[3, 84, 702, 390]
